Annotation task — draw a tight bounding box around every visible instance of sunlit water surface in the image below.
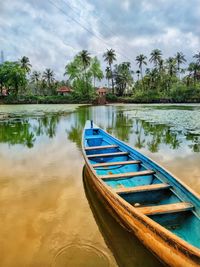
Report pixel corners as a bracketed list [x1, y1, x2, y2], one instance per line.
[0, 104, 199, 267]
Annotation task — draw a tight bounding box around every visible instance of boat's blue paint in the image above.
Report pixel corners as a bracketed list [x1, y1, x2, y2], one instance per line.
[83, 121, 200, 250]
[121, 189, 181, 206]
[105, 175, 160, 188]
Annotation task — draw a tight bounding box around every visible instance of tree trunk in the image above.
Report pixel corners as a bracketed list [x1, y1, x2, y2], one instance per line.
[110, 64, 114, 94]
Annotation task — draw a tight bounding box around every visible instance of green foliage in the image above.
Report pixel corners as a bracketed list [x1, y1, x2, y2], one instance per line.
[65, 50, 103, 100]
[114, 62, 133, 96]
[0, 61, 27, 95]
[106, 93, 118, 102]
[3, 94, 89, 104]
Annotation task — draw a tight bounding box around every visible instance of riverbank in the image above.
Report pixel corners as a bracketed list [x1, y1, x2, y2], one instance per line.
[1, 91, 200, 104]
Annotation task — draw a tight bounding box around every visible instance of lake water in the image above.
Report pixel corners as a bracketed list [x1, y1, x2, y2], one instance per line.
[0, 104, 199, 267]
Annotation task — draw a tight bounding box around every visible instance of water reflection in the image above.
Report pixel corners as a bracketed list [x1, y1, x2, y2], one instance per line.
[83, 166, 163, 267]
[66, 105, 200, 154]
[0, 114, 61, 148]
[0, 105, 199, 154]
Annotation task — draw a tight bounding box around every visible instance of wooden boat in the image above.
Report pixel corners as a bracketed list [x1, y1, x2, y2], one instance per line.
[82, 120, 200, 267]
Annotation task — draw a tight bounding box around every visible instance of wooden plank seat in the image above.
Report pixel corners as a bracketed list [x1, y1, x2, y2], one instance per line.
[100, 170, 155, 180]
[86, 135, 103, 139]
[87, 151, 129, 159]
[114, 183, 170, 194]
[92, 160, 141, 168]
[136, 202, 194, 216]
[85, 145, 118, 151]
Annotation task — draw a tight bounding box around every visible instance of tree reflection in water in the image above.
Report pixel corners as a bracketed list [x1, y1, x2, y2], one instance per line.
[0, 113, 61, 148]
[0, 105, 199, 153]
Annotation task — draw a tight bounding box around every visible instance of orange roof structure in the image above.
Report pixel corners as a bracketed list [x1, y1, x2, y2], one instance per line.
[57, 86, 72, 93]
[97, 87, 107, 94]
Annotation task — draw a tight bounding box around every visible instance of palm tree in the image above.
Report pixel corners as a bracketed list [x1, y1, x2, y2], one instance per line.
[105, 67, 112, 88]
[188, 62, 200, 85]
[90, 56, 103, 88]
[175, 52, 186, 78]
[43, 69, 55, 87]
[193, 52, 200, 65]
[103, 49, 116, 94]
[166, 57, 177, 77]
[149, 49, 162, 68]
[135, 54, 147, 79]
[79, 50, 91, 70]
[31, 71, 41, 83]
[136, 70, 140, 81]
[19, 56, 32, 73]
[78, 50, 91, 94]
[31, 71, 41, 94]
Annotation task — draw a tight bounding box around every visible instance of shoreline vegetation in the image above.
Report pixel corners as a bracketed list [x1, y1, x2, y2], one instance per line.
[0, 49, 200, 104]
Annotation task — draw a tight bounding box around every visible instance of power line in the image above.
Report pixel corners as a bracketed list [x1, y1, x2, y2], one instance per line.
[47, 0, 134, 65]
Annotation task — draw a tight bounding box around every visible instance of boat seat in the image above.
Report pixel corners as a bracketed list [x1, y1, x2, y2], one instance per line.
[92, 160, 141, 168]
[136, 202, 194, 216]
[100, 170, 155, 180]
[114, 183, 170, 194]
[86, 135, 103, 139]
[87, 151, 129, 159]
[85, 145, 118, 151]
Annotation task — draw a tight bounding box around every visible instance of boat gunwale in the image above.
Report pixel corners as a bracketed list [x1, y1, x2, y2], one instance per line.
[81, 121, 200, 260]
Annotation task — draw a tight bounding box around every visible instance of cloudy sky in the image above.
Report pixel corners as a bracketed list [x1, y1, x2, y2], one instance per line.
[0, 0, 200, 80]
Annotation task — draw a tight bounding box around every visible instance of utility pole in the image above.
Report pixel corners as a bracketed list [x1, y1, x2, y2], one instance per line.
[0, 50, 4, 64]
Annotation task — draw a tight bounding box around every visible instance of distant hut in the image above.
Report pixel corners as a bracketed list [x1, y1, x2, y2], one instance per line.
[57, 86, 72, 96]
[96, 87, 108, 105]
[1, 87, 8, 96]
[96, 87, 108, 96]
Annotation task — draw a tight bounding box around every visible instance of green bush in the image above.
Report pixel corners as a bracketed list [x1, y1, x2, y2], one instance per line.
[106, 93, 118, 102]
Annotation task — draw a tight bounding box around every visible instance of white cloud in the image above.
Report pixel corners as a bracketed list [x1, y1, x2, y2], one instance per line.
[0, 0, 200, 80]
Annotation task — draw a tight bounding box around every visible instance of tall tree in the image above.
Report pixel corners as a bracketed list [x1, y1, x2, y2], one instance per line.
[0, 61, 27, 95]
[114, 62, 133, 96]
[19, 56, 32, 73]
[136, 54, 147, 79]
[188, 62, 200, 85]
[78, 50, 91, 94]
[105, 67, 112, 88]
[103, 49, 116, 94]
[90, 56, 103, 88]
[193, 52, 200, 65]
[149, 49, 162, 68]
[175, 52, 186, 78]
[43, 68, 55, 87]
[31, 71, 41, 94]
[166, 57, 177, 77]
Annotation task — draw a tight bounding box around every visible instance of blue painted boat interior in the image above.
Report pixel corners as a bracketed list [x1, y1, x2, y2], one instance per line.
[84, 123, 200, 250]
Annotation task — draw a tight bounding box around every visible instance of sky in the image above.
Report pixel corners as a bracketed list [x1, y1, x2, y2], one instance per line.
[0, 0, 200, 80]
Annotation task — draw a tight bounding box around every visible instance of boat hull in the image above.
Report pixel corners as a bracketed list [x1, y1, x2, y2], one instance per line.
[84, 162, 200, 267]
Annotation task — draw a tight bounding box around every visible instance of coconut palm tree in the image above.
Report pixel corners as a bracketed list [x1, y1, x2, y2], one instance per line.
[90, 56, 103, 88]
[31, 71, 41, 83]
[79, 50, 91, 70]
[31, 71, 41, 94]
[166, 57, 177, 77]
[103, 49, 116, 93]
[193, 52, 200, 65]
[19, 56, 32, 73]
[135, 54, 147, 79]
[78, 50, 91, 95]
[149, 49, 162, 68]
[188, 62, 200, 85]
[136, 70, 140, 81]
[43, 68, 55, 87]
[175, 52, 186, 78]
